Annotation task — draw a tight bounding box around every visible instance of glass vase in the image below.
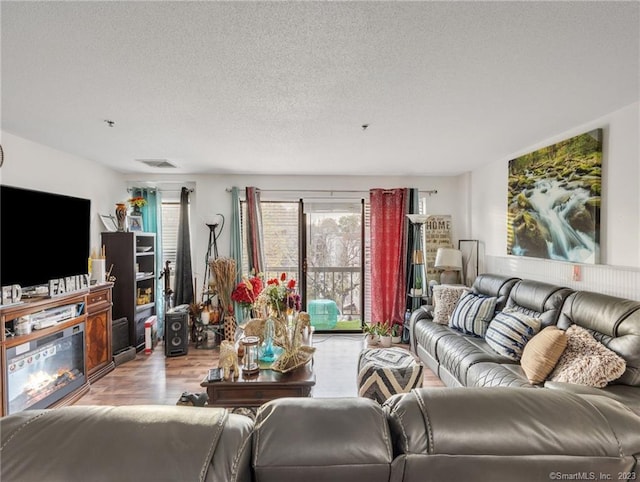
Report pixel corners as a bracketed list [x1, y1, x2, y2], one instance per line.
[260, 317, 277, 363]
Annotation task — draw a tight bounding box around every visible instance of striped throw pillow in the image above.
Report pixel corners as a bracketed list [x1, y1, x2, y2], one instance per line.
[486, 311, 542, 361]
[449, 292, 497, 337]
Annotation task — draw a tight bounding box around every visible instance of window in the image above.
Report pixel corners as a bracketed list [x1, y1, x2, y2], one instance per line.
[161, 201, 180, 289]
[241, 201, 299, 281]
[161, 202, 180, 268]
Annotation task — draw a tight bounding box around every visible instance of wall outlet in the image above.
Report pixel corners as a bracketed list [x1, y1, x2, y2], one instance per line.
[572, 265, 582, 282]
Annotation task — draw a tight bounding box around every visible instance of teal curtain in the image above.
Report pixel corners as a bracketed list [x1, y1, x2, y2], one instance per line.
[230, 187, 245, 322]
[131, 188, 165, 336]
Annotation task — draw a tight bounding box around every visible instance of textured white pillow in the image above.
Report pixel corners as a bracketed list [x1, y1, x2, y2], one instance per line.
[549, 325, 626, 388]
[485, 310, 541, 361]
[432, 285, 468, 325]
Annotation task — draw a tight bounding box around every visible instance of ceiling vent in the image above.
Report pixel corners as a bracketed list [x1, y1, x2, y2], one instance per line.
[136, 159, 177, 168]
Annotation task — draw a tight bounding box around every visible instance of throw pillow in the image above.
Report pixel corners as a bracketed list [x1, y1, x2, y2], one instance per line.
[549, 325, 626, 388]
[521, 326, 567, 384]
[485, 310, 542, 361]
[432, 285, 468, 325]
[448, 292, 497, 337]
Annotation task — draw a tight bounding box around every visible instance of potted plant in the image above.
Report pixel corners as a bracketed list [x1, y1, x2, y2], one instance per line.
[363, 323, 379, 346]
[391, 324, 402, 344]
[377, 323, 392, 348]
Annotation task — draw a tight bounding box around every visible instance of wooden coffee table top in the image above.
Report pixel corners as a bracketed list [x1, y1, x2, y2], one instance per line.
[201, 362, 316, 408]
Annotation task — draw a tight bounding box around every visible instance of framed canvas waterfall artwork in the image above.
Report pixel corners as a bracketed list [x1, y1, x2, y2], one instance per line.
[507, 128, 602, 264]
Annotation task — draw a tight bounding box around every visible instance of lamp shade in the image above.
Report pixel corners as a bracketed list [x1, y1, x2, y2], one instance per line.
[406, 214, 429, 224]
[434, 248, 463, 271]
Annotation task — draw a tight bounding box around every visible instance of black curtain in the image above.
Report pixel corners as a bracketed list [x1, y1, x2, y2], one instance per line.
[406, 188, 420, 311]
[174, 187, 194, 306]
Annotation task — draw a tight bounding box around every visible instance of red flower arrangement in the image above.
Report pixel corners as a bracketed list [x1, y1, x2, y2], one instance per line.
[258, 272, 300, 316]
[231, 276, 264, 308]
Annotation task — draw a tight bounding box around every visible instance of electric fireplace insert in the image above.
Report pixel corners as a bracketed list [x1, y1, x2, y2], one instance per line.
[5, 322, 86, 414]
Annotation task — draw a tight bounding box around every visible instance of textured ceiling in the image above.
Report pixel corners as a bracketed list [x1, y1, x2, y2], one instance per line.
[1, 1, 638, 176]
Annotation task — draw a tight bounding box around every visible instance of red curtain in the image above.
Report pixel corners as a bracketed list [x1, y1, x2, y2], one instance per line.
[370, 188, 409, 326]
[245, 187, 265, 275]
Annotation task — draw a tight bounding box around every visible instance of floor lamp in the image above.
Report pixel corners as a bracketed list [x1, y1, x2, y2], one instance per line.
[202, 216, 224, 303]
[406, 214, 429, 302]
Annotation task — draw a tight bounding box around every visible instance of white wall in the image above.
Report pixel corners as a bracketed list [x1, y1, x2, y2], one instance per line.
[1, 131, 127, 255]
[7, 98, 639, 302]
[124, 173, 468, 288]
[1, 129, 468, 297]
[470, 102, 640, 299]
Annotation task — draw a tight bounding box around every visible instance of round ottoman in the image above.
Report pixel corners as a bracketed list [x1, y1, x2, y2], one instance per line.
[308, 299, 338, 330]
[357, 347, 424, 404]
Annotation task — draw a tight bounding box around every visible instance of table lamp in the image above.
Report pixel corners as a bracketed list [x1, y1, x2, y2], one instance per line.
[434, 248, 463, 284]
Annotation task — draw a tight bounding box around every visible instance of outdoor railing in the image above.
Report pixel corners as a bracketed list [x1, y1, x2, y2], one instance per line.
[265, 266, 361, 318]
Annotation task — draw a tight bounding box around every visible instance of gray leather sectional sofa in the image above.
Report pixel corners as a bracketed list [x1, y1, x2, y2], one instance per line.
[2, 273, 640, 481]
[2, 389, 639, 482]
[410, 273, 640, 415]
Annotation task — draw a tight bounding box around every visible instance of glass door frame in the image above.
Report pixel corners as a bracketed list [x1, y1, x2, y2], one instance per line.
[301, 199, 365, 333]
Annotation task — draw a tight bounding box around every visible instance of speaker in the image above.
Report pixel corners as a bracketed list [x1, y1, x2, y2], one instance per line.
[165, 311, 189, 357]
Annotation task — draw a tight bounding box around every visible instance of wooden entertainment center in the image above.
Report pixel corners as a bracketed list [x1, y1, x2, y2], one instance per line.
[0, 283, 114, 416]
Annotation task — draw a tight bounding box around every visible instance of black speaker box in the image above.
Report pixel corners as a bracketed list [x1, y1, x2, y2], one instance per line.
[165, 311, 189, 357]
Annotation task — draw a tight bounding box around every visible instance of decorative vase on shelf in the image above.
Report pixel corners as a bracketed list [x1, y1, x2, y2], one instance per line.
[242, 306, 253, 323]
[115, 203, 127, 232]
[131, 205, 142, 216]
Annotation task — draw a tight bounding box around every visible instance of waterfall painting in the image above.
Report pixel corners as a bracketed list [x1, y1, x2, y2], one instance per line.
[507, 128, 602, 264]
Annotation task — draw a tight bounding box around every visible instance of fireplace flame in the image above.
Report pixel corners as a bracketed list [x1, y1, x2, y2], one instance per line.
[25, 368, 79, 398]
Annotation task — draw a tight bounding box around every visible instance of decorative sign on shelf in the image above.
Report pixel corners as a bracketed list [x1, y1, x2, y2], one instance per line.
[49, 275, 90, 296]
[424, 215, 453, 284]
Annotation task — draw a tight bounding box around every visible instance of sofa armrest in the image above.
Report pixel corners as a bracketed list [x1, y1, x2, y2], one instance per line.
[543, 380, 607, 396]
[385, 387, 640, 482]
[412, 305, 433, 320]
[408, 306, 433, 352]
[0, 405, 253, 482]
[545, 380, 640, 416]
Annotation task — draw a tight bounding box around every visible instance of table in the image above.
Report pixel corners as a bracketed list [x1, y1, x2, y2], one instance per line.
[201, 362, 316, 408]
[194, 321, 223, 349]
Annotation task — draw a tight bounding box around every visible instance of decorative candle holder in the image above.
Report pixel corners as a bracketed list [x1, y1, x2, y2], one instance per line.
[241, 336, 260, 376]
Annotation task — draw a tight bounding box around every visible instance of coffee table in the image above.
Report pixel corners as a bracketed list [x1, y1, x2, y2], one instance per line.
[201, 362, 316, 408]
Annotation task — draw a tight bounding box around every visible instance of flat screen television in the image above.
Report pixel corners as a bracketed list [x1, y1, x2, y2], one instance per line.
[1, 185, 91, 289]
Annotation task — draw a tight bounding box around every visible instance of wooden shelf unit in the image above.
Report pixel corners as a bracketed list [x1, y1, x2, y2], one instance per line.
[101, 232, 157, 352]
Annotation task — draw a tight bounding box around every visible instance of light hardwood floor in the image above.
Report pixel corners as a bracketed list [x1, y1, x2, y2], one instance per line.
[74, 334, 444, 407]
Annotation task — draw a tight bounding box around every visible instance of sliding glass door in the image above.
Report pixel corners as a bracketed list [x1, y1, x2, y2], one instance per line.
[242, 199, 364, 332]
[303, 201, 364, 332]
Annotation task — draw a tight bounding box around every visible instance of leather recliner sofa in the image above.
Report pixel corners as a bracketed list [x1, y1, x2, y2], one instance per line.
[1, 388, 639, 482]
[410, 273, 640, 415]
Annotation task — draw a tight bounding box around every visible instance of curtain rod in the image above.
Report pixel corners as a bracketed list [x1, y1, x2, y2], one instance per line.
[225, 188, 438, 195]
[128, 187, 194, 194]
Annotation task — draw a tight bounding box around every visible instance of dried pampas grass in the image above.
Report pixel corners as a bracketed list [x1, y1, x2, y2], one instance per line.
[209, 258, 236, 313]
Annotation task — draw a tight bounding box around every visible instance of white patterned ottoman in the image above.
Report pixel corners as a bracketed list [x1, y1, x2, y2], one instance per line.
[357, 347, 423, 404]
